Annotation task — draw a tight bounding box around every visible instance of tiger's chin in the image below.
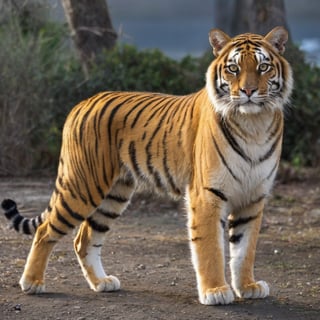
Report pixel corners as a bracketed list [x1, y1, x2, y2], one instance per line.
[237, 102, 262, 114]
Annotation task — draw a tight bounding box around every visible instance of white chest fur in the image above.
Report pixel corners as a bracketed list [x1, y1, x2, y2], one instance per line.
[210, 114, 281, 211]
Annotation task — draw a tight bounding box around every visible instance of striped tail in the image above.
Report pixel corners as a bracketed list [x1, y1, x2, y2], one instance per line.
[1, 199, 43, 235]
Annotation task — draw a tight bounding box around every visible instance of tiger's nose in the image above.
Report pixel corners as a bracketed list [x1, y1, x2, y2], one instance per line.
[240, 87, 257, 97]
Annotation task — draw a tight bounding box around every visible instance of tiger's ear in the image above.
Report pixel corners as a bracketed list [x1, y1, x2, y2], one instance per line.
[209, 29, 231, 56]
[264, 26, 288, 54]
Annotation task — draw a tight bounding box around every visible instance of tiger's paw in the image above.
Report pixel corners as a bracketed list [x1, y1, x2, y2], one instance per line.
[91, 275, 121, 292]
[234, 280, 269, 299]
[19, 276, 46, 294]
[199, 285, 235, 305]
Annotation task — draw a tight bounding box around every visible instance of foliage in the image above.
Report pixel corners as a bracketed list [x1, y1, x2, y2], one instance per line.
[0, 9, 72, 175]
[0, 4, 319, 175]
[283, 60, 320, 166]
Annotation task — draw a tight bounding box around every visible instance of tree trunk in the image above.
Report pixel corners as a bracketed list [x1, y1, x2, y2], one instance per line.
[229, 0, 304, 65]
[213, 0, 234, 34]
[61, 0, 117, 74]
[230, 0, 290, 36]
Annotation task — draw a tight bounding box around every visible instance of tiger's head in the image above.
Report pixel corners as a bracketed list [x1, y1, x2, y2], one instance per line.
[206, 27, 293, 116]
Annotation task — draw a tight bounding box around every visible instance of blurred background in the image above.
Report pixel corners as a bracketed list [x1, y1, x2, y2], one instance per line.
[0, 0, 319, 176]
[49, 0, 320, 63]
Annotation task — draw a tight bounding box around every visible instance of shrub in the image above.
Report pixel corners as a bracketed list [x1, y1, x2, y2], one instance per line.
[283, 47, 320, 167]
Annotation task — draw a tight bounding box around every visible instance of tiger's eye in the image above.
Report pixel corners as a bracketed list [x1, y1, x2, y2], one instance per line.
[228, 64, 239, 74]
[258, 63, 270, 72]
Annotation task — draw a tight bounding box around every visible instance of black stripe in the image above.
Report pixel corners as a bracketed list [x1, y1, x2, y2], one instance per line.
[70, 104, 84, 146]
[145, 106, 172, 179]
[244, 39, 261, 47]
[228, 216, 257, 229]
[167, 98, 182, 127]
[66, 158, 89, 205]
[49, 222, 67, 235]
[119, 173, 135, 188]
[69, 177, 88, 205]
[22, 219, 31, 235]
[101, 153, 110, 188]
[123, 94, 151, 126]
[32, 218, 38, 230]
[266, 114, 280, 140]
[36, 215, 43, 226]
[204, 187, 228, 202]
[153, 170, 165, 189]
[65, 182, 77, 200]
[84, 180, 98, 208]
[95, 184, 105, 201]
[60, 196, 85, 222]
[220, 219, 226, 229]
[108, 96, 137, 146]
[162, 131, 181, 195]
[259, 133, 282, 162]
[96, 208, 120, 219]
[87, 217, 110, 233]
[91, 93, 115, 141]
[96, 94, 121, 139]
[211, 133, 240, 183]
[77, 93, 111, 144]
[219, 118, 251, 163]
[251, 194, 266, 205]
[106, 194, 128, 203]
[4, 207, 18, 220]
[56, 209, 75, 229]
[129, 141, 143, 177]
[13, 215, 23, 232]
[79, 108, 93, 144]
[229, 234, 243, 244]
[266, 161, 279, 180]
[177, 99, 192, 147]
[82, 146, 101, 201]
[143, 100, 167, 127]
[84, 147, 98, 189]
[131, 96, 165, 128]
[191, 237, 202, 242]
[214, 65, 219, 95]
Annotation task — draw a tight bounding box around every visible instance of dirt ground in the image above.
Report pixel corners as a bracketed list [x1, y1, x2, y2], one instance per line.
[0, 172, 319, 320]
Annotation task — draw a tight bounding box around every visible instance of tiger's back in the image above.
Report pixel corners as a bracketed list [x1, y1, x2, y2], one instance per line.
[60, 90, 204, 202]
[2, 27, 292, 305]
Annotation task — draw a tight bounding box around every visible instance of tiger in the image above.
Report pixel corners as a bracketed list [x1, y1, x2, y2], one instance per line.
[2, 26, 293, 305]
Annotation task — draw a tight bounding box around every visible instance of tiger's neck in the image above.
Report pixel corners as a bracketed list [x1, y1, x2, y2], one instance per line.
[220, 109, 284, 145]
[197, 88, 284, 145]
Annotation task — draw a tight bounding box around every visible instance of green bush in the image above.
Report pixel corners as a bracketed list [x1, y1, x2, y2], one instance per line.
[283, 60, 320, 167]
[0, 15, 72, 175]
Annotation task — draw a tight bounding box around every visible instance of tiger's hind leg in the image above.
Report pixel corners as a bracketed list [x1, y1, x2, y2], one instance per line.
[19, 220, 58, 294]
[74, 174, 135, 292]
[229, 200, 269, 300]
[19, 190, 91, 294]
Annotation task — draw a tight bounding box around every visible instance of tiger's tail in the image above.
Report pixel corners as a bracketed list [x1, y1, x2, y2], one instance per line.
[1, 199, 44, 235]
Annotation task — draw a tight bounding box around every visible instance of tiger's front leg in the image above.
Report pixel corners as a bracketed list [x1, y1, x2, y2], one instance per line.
[228, 200, 269, 300]
[187, 187, 234, 305]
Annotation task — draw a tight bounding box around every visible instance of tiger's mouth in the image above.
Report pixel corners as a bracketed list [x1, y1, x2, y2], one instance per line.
[230, 92, 271, 114]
